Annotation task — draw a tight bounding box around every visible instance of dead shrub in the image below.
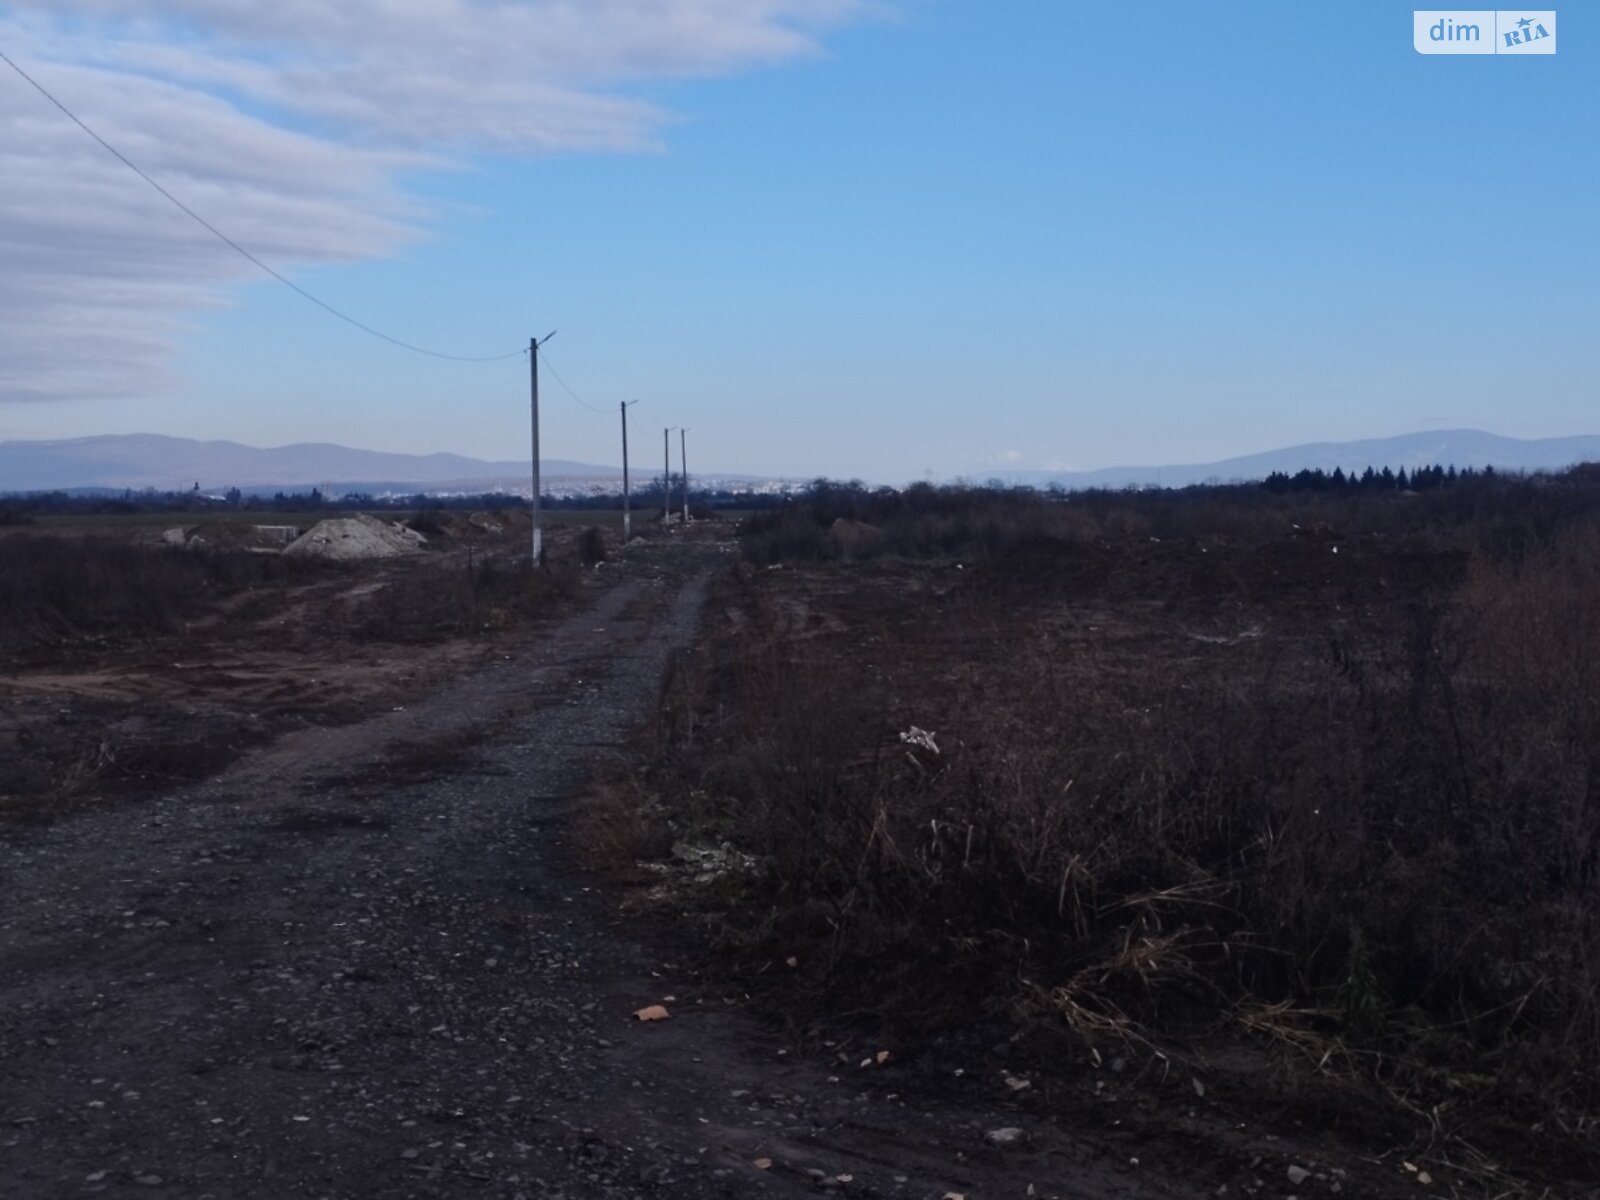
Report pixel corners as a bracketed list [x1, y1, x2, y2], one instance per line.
[572, 775, 674, 876]
[405, 510, 448, 537]
[643, 483, 1600, 1148]
[577, 525, 608, 566]
[350, 557, 578, 642]
[0, 534, 328, 652]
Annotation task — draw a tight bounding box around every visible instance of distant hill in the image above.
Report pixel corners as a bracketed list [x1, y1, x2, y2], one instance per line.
[997, 430, 1600, 490]
[0, 434, 620, 493]
[8, 429, 1599, 496]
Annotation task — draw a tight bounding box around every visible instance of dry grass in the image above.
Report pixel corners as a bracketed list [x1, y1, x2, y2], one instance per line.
[0, 530, 585, 824]
[0, 533, 330, 652]
[347, 557, 580, 642]
[590, 476, 1600, 1184]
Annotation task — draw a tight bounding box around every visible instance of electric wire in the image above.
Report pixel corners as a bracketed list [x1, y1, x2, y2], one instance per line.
[536, 344, 613, 416]
[0, 46, 524, 363]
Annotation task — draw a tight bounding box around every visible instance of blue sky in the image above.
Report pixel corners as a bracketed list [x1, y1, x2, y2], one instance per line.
[1, 2, 1593, 481]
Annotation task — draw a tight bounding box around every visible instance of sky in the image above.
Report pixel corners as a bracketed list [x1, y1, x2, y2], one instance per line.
[0, 1, 1594, 482]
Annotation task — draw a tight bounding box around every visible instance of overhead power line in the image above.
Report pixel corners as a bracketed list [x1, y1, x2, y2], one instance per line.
[535, 344, 612, 416]
[0, 46, 523, 363]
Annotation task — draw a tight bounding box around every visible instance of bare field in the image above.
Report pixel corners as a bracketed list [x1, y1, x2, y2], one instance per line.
[6, 486, 1599, 1196]
[0, 512, 596, 823]
[594, 480, 1600, 1195]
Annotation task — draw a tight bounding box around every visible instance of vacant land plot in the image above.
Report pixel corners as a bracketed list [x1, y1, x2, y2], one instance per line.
[7, 486, 1598, 1196]
[595, 479, 1600, 1194]
[0, 514, 592, 824]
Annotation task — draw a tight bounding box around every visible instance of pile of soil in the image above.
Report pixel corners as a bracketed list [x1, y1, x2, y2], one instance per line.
[285, 513, 425, 560]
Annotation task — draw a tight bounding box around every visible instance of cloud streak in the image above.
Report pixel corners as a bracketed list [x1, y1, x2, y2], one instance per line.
[0, 1, 866, 403]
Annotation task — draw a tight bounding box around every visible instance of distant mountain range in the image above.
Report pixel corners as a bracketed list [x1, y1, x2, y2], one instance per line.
[0, 434, 620, 494]
[3, 429, 1599, 495]
[995, 430, 1600, 490]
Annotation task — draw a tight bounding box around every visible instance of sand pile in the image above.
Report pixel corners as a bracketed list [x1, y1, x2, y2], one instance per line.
[284, 514, 426, 560]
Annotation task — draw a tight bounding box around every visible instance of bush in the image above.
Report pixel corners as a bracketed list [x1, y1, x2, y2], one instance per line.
[577, 526, 607, 566]
[405, 510, 448, 536]
[349, 557, 578, 642]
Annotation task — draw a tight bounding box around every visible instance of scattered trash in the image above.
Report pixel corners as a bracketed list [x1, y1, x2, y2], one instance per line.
[753, 1157, 772, 1170]
[1186, 626, 1263, 646]
[1192, 1077, 1206, 1098]
[634, 1005, 670, 1022]
[670, 840, 758, 883]
[1004, 1075, 1031, 1092]
[986, 1127, 1025, 1146]
[899, 726, 939, 754]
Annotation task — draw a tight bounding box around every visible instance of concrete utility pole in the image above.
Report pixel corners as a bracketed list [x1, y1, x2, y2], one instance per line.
[663, 428, 673, 523]
[620, 400, 638, 542]
[679, 428, 689, 524]
[529, 330, 556, 568]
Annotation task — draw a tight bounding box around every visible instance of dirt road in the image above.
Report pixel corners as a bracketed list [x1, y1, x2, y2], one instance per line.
[2, 536, 1396, 1199]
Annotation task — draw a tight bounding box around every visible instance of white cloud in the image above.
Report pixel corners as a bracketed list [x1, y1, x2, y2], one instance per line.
[0, 1, 868, 403]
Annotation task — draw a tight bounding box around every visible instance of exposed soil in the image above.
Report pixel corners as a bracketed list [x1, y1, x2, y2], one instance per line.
[0, 517, 569, 821]
[0, 524, 1527, 1198]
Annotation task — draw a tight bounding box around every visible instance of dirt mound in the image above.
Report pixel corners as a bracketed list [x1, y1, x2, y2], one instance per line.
[187, 522, 303, 552]
[285, 513, 425, 560]
[436, 509, 528, 541]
